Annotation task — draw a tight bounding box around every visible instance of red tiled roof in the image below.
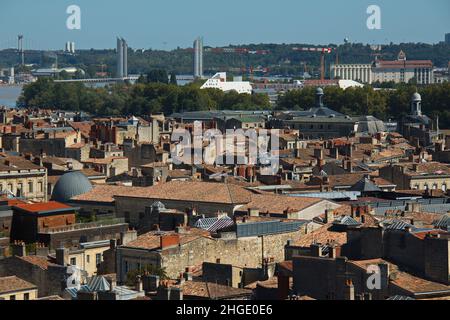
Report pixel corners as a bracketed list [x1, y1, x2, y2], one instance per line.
[236, 193, 323, 215]
[0, 276, 37, 293]
[292, 223, 347, 247]
[375, 60, 433, 69]
[18, 256, 57, 270]
[125, 228, 211, 250]
[13, 201, 73, 213]
[114, 181, 253, 205]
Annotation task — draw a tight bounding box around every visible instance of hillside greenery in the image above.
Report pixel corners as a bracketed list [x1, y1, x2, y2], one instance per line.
[2, 42, 449, 78]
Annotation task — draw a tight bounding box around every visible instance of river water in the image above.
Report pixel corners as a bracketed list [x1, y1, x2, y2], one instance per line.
[0, 85, 22, 108]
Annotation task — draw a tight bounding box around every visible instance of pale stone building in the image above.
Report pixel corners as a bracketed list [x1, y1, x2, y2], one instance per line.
[332, 51, 433, 85]
[0, 276, 38, 300]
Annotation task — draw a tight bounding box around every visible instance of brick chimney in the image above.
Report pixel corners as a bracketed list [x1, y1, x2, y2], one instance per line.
[160, 234, 180, 249]
[311, 243, 323, 257]
[11, 241, 26, 257]
[120, 229, 137, 246]
[183, 267, 193, 281]
[343, 159, 353, 173]
[330, 147, 339, 160]
[329, 245, 341, 259]
[35, 243, 49, 257]
[314, 148, 324, 161]
[324, 209, 335, 224]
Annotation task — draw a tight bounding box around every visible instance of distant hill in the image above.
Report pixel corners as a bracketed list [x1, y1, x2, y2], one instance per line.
[1, 42, 449, 78]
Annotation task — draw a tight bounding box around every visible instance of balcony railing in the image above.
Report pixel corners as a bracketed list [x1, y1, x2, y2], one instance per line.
[40, 218, 126, 234]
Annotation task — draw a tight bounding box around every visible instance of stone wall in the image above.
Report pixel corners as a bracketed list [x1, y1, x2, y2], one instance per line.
[424, 236, 450, 284]
[0, 256, 67, 297]
[117, 228, 306, 282]
[38, 223, 128, 249]
[115, 196, 237, 228]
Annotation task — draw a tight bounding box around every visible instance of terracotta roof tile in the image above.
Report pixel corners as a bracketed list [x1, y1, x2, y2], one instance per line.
[13, 201, 73, 213]
[236, 193, 323, 215]
[18, 256, 58, 270]
[181, 281, 251, 299]
[0, 276, 37, 294]
[124, 228, 211, 250]
[292, 224, 347, 247]
[114, 181, 253, 205]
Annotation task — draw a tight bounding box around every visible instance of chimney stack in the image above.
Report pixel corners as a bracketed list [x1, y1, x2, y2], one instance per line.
[183, 267, 193, 281]
[248, 208, 260, 217]
[55, 247, 68, 266]
[344, 279, 355, 300]
[11, 241, 26, 257]
[135, 275, 143, 292]
[311, 243, 323, 257]
[314, 148, 324, 161]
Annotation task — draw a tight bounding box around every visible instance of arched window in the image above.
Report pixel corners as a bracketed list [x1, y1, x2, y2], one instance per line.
[432, 184, 438, 190]
[442, 184, 447, 192]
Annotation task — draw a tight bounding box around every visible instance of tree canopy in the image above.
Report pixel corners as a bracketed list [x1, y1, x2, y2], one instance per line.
[18, 78, 271, 116]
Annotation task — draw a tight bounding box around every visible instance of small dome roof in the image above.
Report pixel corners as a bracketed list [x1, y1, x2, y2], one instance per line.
[51, 171, 93, 202]
[316, 87, 324, 95]
[412, 92, 422, 102]
[151, 201, 166, 210]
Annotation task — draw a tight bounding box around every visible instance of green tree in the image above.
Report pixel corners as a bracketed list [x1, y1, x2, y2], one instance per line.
[169, 72, 177, 85]
[147, 69, 168, 84]
[125, 265, 168, 287]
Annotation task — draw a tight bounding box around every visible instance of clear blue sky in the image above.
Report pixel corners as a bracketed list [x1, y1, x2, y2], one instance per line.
[0, 0, 449, 50]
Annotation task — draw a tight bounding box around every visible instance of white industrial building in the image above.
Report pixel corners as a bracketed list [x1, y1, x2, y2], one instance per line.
[200, 72, 253, 94]
[332, 64, 373, 83]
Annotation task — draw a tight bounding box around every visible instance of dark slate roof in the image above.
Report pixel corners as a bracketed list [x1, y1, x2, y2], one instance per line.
[287, 106, 346, 118]
[85, 276, 111, 292]
[195, 216, 234, 233]
[309, 107, 345, 117]
[332, 215, 361, 226]
[51, 171, 93, 202]
[387, 295, 415, 300]
[356, 116, 386, 134]
[434, 214, 450, 230]
[350, 177, 382, 193]
[404, 114, 431, 125]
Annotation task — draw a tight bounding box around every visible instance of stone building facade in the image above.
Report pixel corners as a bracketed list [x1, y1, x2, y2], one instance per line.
[115, 225, 307, 283]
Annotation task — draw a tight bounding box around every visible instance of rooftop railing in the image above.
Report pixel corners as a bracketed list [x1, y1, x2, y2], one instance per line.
[40, 217, 126, 234]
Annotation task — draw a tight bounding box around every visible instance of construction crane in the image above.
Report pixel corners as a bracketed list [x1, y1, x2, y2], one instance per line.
[240, 66, 269, 81]
[292, 47, 332, 81]
[186, 47, 270, 55]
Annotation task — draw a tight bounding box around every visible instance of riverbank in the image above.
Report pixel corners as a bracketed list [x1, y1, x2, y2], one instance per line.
[0, 85, 23, 108]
